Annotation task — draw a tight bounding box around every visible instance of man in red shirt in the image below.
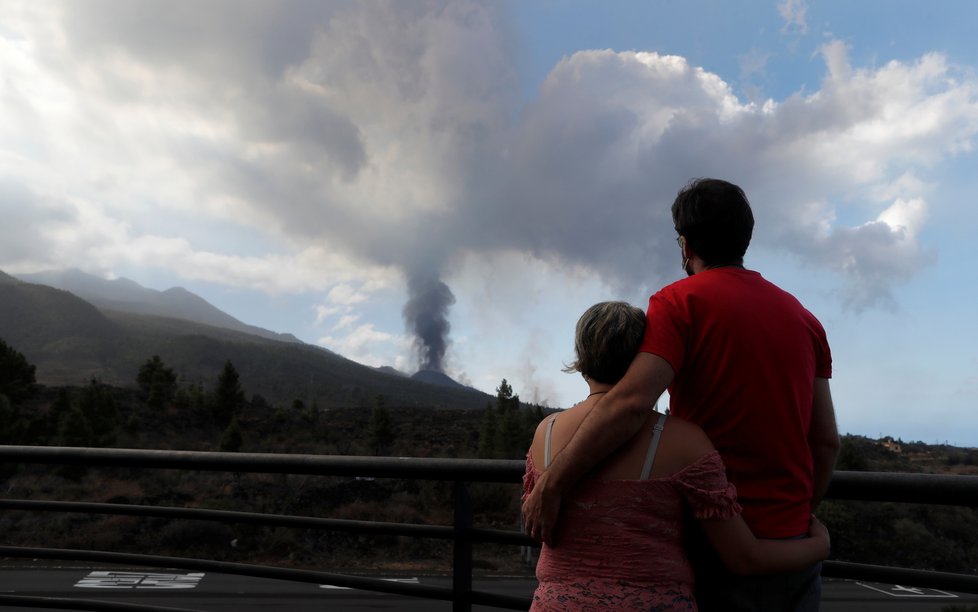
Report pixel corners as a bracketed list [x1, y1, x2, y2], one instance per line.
[522, 178, 840, 611]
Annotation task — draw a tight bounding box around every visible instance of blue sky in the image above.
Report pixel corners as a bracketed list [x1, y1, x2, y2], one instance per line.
[2, 1, 977, 445]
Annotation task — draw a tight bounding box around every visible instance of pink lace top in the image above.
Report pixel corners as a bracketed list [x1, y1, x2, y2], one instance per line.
[523, 450, 741, 611]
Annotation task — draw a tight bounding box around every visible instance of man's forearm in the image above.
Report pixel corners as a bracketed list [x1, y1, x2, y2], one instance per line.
[810, 438, 840, 508]
[808, 377, 839, 509]
[542, 395, 649, 495]
[543, 352, 674, 495]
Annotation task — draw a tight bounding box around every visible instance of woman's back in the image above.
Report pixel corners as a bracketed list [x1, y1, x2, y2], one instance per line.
[524, 405, 740, 611]
[528, 401, 712, 481]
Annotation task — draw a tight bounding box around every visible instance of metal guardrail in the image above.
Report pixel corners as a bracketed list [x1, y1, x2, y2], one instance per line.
[1, 445, 978, 611]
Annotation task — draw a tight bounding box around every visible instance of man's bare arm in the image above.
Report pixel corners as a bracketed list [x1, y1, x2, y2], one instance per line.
[521, 352, 674, 545]
[809, 377, 840, 510]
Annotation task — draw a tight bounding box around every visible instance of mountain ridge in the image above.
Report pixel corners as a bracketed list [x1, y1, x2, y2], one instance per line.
[15, 269, 302, 345]
[0, 270, 492, 410]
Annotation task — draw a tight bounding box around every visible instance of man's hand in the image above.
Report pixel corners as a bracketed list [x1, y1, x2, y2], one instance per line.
[808, 514, 831, 560]
[522, 470, 561, 546]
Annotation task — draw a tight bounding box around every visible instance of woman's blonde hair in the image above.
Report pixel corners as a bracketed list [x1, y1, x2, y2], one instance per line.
[563, 301, 646, 385]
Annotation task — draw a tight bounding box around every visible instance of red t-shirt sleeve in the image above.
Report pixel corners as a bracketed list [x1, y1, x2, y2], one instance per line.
[639, 288, 687, 373]
[807, 310, 833, 379]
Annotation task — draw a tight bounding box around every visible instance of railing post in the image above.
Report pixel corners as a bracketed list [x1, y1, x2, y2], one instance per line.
[452, 480, 473, 612]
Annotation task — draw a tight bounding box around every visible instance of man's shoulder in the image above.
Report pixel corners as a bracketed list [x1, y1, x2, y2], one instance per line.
[654, 268, 761, 298]
[652, 273, 702, 299]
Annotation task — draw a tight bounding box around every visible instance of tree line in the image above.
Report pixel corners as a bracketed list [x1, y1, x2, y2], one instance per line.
[0, 338, 248, 454]
[0, 335, 546, 572]
[12, 334, 975, 577]
[0, 336, 546, 462]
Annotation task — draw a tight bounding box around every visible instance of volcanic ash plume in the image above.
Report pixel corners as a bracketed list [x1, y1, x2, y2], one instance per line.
[402, 273, 456, 373]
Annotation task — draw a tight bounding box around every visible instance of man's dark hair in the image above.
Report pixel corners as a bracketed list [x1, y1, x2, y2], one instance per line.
[672, 178, 754, 265]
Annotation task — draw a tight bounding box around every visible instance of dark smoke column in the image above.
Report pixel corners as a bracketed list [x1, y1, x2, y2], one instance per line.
[403, 273, 456, 373]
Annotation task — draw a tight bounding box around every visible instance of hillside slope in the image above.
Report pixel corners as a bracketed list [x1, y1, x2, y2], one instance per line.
[15, 269, 302, 344]
[0, 276, 123, 383]
[0, 278, 491, 409]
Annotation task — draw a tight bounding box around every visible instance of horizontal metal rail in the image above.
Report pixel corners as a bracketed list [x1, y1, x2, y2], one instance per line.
[4, 444, 978, 610]
[825, 470, 978, 506]
[0, 499, 531, 545]
[0, 445, 526, 482]
[4, 445, 978, 505]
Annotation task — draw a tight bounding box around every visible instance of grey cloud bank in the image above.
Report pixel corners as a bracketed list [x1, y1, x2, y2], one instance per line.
[2, 1, 977, 366]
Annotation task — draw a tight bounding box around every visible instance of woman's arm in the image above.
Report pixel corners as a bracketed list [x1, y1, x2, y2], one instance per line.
[699, 515, 830, 576]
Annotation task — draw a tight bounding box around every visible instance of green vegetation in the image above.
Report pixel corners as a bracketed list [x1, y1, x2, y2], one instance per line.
[0, 337, 37, 404]
[213, 360, 246, 428]
[477, 379, 544, 459]
[818, 434, 978, 574]
[0, 338, 35, 449]
[137, 355, 177, 410]
[4, 340, 978, 578]
[0, 345, 545, 572]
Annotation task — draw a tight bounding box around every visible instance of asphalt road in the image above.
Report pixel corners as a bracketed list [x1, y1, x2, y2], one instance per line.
[2, 568, 977, 611]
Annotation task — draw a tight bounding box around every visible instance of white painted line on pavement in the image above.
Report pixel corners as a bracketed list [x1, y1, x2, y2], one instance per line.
[856, 582, 957, 598]
[75, 571, 205, 589]
[319, 577, 420, 590]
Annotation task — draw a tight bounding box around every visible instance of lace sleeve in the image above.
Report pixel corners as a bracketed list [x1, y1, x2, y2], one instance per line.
[674, 451, 742, 520]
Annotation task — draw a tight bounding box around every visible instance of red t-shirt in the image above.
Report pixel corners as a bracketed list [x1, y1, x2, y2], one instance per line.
[639, 267, 832, 538]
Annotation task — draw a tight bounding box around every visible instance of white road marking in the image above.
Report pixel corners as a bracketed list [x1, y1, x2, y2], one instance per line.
[856, 581, 957, 598]
[75, 571, 205, 589]
[319, 577, 420, 590]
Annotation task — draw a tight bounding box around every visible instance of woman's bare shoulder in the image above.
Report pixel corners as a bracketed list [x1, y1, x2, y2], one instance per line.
[661, 415, 715, 465]
[530, 405, 583, 447]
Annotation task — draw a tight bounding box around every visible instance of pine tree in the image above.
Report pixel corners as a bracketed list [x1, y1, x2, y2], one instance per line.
[78, 378, 118, 447]
[522, 403, 545, 441]
[58, 405, 93, 447]
[0, 337, 36, 405]
[220, 418, 244, 452]
[213, 360, 245, 428]
[137, 355, 178, 410]
[493, 379, 523, 458]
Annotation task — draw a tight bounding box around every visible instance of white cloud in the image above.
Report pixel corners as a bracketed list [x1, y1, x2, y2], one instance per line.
[317, 323, 411, 369]
[313, 304, 342, 326]
[2, 2, 978, 352]
[778, 0, 809, 35]
[327, 284, 368, 306]
[878, 198, 926, 236]
[331, 314, 360, 331]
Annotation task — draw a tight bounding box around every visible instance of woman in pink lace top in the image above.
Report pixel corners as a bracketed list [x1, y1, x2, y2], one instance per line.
[523, 302, 829, 611]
